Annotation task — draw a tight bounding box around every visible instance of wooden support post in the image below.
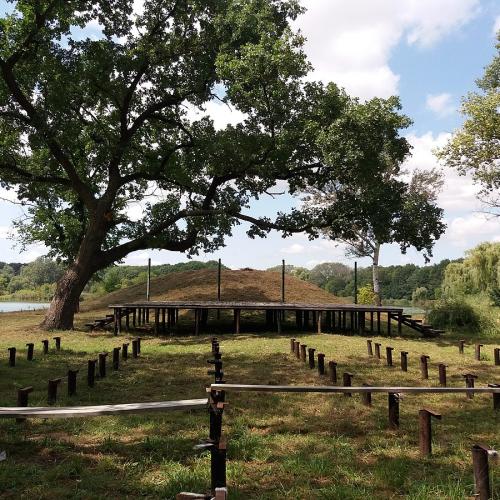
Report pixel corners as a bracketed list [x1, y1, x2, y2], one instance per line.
[161, 308, 165, 333]
[113, 347, 120, 370]
[26, 343, 34, 361]
[132, 339, 139, 358]
[494, 348, 500, 366]
[459, 339, 465, 354]
[328, 361, 337, 383]
[362, 383, 372, 406]
[488, 384, 500, 410]
[400, 351, 408, 372]
[438, 364, 447, 387]
[47, 378, 61, 405]
[308, 348, 316, 369]
[387, 312, 392, 336]
[42, 339, 49, 354]
[326, 311, 332, 332]
[7, 347, 16, 367]
[113, 308, 118, 334]
[304, 310, 310, 330]
[332, 310, 336, 331]
[98, 353, 108, 378]
[146, 307, 149, 324]
[397, 311, 402, 335]
[294, 341, 300, 359]
[137, 337, 142, 353]
[377, 311, 381, 335]
[386, 347, 394, 367]
[472, 445, 492, 500]
[87, 360, 96, 387]
[370, 312, 374, 333]
[290, 338, 296, 353]
[420, 355, 430, 379]
[475, 343, 483, 361]
[133, 308, 136, 327]
[350, 311, 354, 332]
[68, 369, 78, 396]
[122, 343, 129, 360]
[463, 373, 477, 399]
[53, 337, 61, 351]
[125, 310, 130, 331]
[300, 344, 307, 362]
[367, 339, 373, 356]
[234, 309, 241, 335]
[342, 372, 353, 397]
[194, 309, 200, 335]
[419, 409, 441, 456]
[317, 311, 322, 334]
[342, 311, 347, 331]
[312, 311, 317, 330]
[388, 393, 400, 429]
[374, 343, 381, 360]
[154, 308, 160, 335]
[317, 353, 325, 375]
[16, 386, 33, 423]
[117, 307, 122, 335]
[277, 309, 282, 334]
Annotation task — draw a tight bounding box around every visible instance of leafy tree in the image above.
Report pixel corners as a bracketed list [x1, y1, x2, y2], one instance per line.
[302, 97, 446, 304]
[438, 33, 500, 212]
[0, 0, 364, 329]
[357, 284, 376, 305]
[412, 286, 428, 306]
[290, 266, 310, 281]
[20, 257, 64, 287]
[308, 262, 351, 288]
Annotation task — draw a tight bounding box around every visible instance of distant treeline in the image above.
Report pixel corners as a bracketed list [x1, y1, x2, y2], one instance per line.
[267, 260, 456, 301]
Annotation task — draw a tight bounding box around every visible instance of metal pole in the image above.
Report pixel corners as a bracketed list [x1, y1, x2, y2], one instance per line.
[146, 257, 151, 301]
[281, 259, 285, 303]
[354, 261, 358, 304]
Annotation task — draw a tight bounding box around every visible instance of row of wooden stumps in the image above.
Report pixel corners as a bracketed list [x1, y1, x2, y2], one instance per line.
[459, 340, 500, 366]
[367, 339, 500, 404]
[6, 336, 62, 367]
[114, 307, 179, 335]
[16, 338, 143, 412]
[290, 338, 498, 499]
[179, 338, 227, 500]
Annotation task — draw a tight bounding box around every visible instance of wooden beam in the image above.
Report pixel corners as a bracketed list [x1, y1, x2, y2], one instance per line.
[0, 399, 208, 419]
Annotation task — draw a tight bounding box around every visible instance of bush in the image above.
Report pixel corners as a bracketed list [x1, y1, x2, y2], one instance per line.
[427, 298, 481, 330]
[489, 286, 500, 306]
[358, 284, 376, 305]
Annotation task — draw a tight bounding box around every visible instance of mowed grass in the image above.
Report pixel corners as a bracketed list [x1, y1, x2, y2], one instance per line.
[0, 309, 498, 499]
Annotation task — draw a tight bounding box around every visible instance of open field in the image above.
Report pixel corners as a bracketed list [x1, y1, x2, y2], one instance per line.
[0, 308, 498, 499]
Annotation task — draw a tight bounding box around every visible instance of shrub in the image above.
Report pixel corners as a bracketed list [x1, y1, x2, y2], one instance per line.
[489, 286, 500, 306]
[358, 284, 376, 305]
[427, 298, 481, 330]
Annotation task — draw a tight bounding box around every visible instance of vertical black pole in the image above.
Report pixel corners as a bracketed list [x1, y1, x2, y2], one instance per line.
[281, 259, 285, 303]
[146, 257, 151, 302]
[217, 258, 222, 320]
[354, 261, 358, 305]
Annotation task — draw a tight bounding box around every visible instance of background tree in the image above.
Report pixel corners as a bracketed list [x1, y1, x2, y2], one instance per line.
[0, 0, 364, 329]
[302, 97, 446, 304]
[438, 33, 500, 212]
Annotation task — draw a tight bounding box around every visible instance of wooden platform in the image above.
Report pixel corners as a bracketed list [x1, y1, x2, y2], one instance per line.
[109, 300, 407, 336]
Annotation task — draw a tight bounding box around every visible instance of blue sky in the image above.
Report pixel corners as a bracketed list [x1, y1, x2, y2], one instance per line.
[0, 0, 499, 270]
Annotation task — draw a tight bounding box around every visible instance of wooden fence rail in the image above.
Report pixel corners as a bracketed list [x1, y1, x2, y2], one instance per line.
[0, 398, 208, 419]
[210, 383, 500, 395]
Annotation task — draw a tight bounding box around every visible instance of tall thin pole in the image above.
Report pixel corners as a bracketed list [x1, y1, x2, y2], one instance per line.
[354, 261, 358, 305]
[146, 257, 151, 301]
[217, 258, 221, 301]
[217, 258, 221, 320]
[281, 259, 285, 303]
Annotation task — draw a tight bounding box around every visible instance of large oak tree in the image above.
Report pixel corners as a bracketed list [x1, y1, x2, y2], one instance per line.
[0, 0, 361, 329]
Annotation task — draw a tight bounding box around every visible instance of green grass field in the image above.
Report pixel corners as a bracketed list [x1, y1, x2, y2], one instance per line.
[0, 308, 498, 499]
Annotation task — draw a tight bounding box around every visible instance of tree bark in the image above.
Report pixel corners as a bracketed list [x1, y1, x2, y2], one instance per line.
[372, 242, 382, 306]
[41, 216, 108, 330]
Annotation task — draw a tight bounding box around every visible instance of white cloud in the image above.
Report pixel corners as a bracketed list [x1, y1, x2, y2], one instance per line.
[297, 0, 479, 99]
[185, 100, 246, 130]
[493, 15, 500, 36]
[426, 93, 455, 117]
[281, 243, 305, 254]
[404, 131, 481, 212]
[444, 213, 500, 248]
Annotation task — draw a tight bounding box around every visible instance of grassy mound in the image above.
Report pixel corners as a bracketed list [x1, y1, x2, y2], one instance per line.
[82, 268, 347, 311]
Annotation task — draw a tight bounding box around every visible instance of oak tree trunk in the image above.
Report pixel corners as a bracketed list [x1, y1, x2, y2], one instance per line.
[41, 216, 107, 330]
[372, 243, 382, 306]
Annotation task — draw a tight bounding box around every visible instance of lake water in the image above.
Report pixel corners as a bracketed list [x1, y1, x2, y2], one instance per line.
[0, 302, 50, 313]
